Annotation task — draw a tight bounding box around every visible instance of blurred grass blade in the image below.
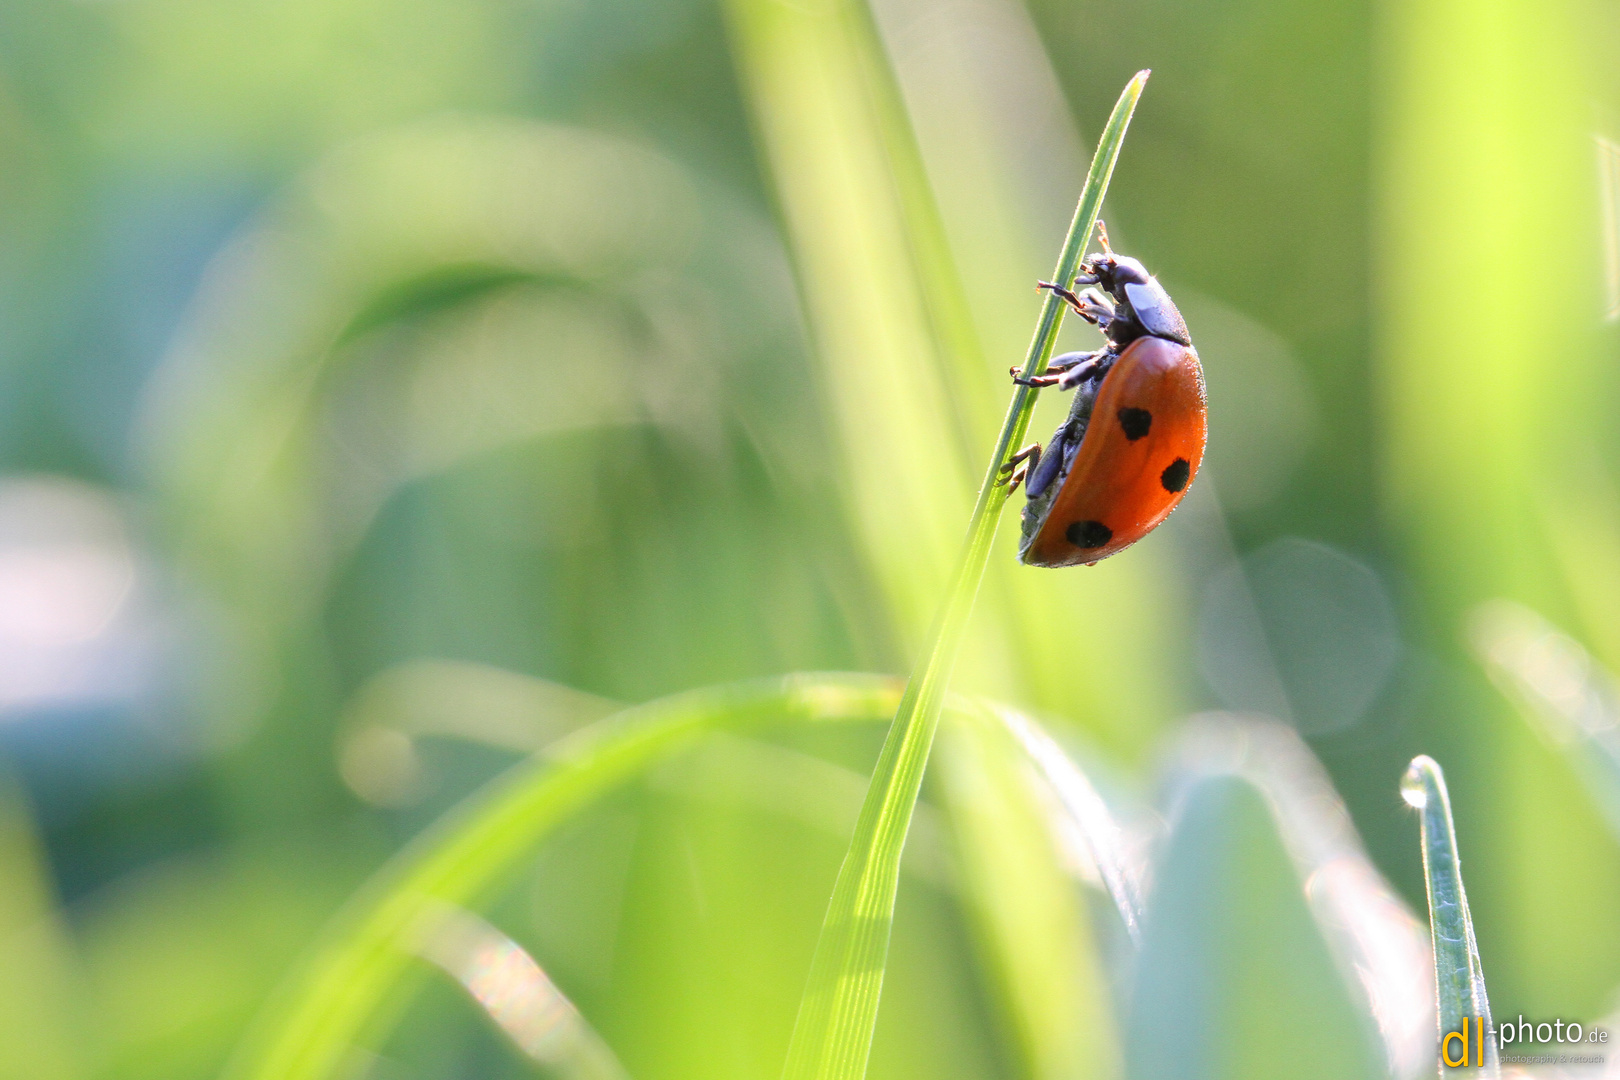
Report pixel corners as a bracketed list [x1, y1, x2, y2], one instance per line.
[1470, 600, 1620, 836]
[0, 781, 87, 1080]
[412, 902, 628, 1079]
[344, 660, 621, 753]
[936, 705, 1118, 1080]
[140, 119, 704, 650]
[1600, 136, 1620, 321]
[338, 660, 621, 807]
[722, 0, 989, 648]
[992, 705, 1145, 944]
[777, 72, 1147, 1080]
[1126, 774, 1386, 1080]
[224, 673, 903, 1080]
[1169, 715, 1432, 1078]
[1401, 755, 1498, 1077]
[650, 733, 956, 889]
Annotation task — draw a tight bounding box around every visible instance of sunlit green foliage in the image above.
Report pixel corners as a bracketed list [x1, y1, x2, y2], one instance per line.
[0, 0, 1618, 1078]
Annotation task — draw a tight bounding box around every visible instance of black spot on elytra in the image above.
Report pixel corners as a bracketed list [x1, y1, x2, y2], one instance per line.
[1160, 457, 1191, 493]
[1066, 520, 1112, 549]
[1117, 407, 1152, 441]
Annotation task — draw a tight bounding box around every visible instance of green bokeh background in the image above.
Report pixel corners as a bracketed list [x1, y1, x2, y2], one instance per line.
[0, 0, 1617, 1076]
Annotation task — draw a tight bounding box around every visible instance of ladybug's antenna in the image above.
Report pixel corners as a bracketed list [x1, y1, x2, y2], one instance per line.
[1094, 219, 1113, 255]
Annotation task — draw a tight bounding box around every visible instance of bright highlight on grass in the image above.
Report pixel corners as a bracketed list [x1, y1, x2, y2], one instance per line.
[778, 71, 1150, 1080]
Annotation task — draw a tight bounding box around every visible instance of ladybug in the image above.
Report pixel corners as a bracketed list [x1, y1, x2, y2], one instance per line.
[1001, 223, 1206, 567]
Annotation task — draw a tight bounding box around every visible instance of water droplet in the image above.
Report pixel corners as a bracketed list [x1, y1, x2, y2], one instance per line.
[1401, 760, 1430, 808]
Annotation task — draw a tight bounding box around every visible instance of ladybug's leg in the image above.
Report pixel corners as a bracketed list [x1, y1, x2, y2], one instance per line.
[1045, 350, 1092, 374]
[998, 442, 1042, 497]
[1037, 279, 1087, 309]
[998, 442, 1039, 479]
[1055, 352, 1113, 390]
[1002, 442, 1042, 469]
[1023, 427, 1072, 499]
[1012, 349, 1111, 389]
[1071, 287, 1116, 323]
[1014, 349, 1093, 385]
[1037, 281, 1115, 327]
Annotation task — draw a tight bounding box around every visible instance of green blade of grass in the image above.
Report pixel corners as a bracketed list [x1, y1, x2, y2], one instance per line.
[1470, 600, 1620, 839]
[936, 703, 1119, 1080]
[1167, 715, 1432, 1077]
[1126, 774, 1386, 1080]
[991, 704, 1145, 945]
[1400, 755, 1498, 1077]
[411, 901, 629, 1079]
[777, 72, 1148, 1080]
[222, 673, 904, 1080]
[0, 780, 87, 1080]
[722, 0, 988, 647]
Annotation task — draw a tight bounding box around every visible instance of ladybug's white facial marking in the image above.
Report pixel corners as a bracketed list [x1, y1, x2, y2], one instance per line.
[1122, 281, 1191, 346]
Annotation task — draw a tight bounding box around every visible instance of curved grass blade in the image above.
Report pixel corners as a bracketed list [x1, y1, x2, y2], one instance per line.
[222, 673, 903, 1080]
[1126, 774, 1386, 1080]
[1169, 715, 1432, 1078]
[649, 733, 956, 890]
[1470, 600, 1620, 837]
[411, 902, 628, 1079]
[777, 72, 1148, 1080]
[935, 704, 1119, 1080]
[337, 660, 621, 806]
[991, 704, 1145, 945]
[1401, 755, 1498, 1077]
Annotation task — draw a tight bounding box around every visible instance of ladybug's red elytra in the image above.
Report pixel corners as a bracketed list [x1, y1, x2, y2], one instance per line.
[1001, 223, 1206, 567]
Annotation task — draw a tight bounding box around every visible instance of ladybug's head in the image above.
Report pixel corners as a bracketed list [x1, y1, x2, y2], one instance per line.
[1079, 253, 1151, 292]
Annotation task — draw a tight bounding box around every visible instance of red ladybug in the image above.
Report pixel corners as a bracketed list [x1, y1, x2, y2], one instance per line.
[1001, 224, 1206, 567]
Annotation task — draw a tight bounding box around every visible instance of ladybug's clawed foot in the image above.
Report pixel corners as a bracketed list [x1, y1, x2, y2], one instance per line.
[1015, 350, 1109, 390]
[1036, 279, 1085, 310]
[1012, 367, 1064, 387]
[1000, 443, 1042, 495]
